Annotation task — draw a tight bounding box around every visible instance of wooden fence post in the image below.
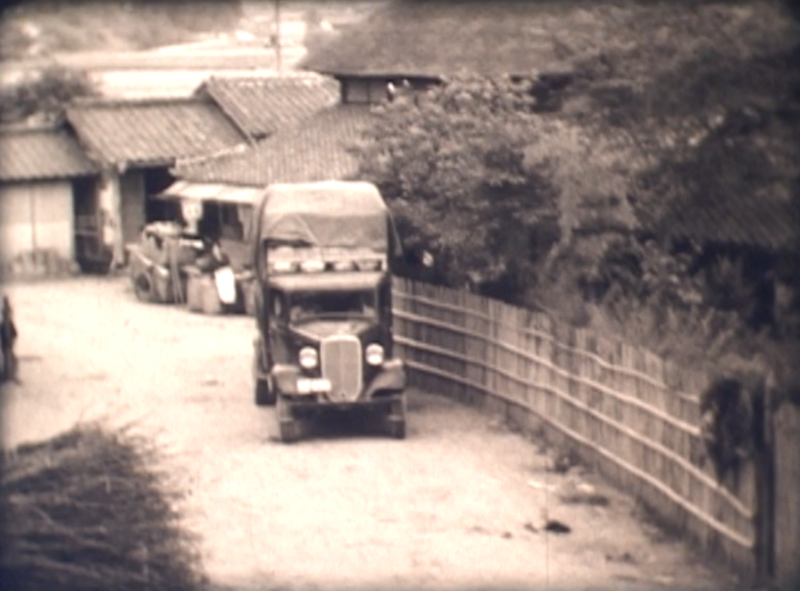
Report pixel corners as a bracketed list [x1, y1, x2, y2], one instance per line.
[773, 402, 800, 590]
[754, 385, 775, 583]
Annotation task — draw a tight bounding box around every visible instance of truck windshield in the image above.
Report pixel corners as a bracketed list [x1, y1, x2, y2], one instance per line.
[288, 290, 377, 322]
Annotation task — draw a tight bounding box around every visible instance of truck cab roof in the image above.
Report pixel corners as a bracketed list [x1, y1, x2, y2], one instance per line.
[256, 181, 401, 256]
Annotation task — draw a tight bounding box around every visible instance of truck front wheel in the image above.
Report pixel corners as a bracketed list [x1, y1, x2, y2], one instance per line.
[253, 354, 276, 406]
[275, 396, 300, 443]
[255, 377, 276, 406]
[387, 393, 407, 440]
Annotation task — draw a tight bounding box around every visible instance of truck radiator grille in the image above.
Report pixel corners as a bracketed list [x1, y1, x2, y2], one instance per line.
[320, 335, 362, 402]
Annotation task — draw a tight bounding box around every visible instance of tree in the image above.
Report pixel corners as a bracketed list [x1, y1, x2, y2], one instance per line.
[530, 0, 800, 350]
[354, 0, 800, 367]
[355, 75, 559, 298]
[0, 65, 97, 124]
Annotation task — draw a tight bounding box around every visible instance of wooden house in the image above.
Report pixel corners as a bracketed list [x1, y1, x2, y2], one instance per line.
[0, 124, 100, 275]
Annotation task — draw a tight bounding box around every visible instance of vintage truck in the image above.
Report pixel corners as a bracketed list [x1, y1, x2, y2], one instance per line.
[251, 181, 408, 442]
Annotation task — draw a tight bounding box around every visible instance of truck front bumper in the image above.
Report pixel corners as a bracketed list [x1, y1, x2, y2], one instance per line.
[271, 358, 406, 406]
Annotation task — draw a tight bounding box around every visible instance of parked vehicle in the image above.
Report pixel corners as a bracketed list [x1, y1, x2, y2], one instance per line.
[251, 181, 407, 442]
[148, 187, 258, 314]
[126, 222, 198, 304]
[126, 221, 237, 313]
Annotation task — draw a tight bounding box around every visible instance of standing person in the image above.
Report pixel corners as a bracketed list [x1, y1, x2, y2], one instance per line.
[1, 296, 18, 383]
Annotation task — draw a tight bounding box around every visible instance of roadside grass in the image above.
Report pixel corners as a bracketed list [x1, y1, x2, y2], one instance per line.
[0, 424, 204, 591]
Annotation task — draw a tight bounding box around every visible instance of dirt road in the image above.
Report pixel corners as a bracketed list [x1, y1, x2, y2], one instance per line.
[1, 276, 740, 591]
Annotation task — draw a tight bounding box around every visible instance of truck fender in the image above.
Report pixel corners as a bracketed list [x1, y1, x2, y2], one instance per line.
[271, 364, 301, 395]
[364, 359, 407, 398]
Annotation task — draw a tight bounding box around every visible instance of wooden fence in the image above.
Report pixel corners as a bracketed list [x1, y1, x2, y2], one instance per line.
[773, 403, 800, 589]
[392, 277, 762, 576]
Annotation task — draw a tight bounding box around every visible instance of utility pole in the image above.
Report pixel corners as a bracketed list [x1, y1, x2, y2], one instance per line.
[274, 0, 283, 76]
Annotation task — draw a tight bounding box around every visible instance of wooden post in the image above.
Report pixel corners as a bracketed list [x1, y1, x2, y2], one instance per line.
[754, 377, 775, 583]
[774, 403, 800, 589]
[98, 169, 125, 268]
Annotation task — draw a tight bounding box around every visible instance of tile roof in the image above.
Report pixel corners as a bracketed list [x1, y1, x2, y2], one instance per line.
[660, 193, 800, 253]
[198, 75, 340, 140]
[174, 104, 375, 186]
[657, 111, 800, 253]
[301, 0, 797, 80]
[66, 98, 247, 168]
[0, 126, 98, 181]
[301, 0, 594, 78]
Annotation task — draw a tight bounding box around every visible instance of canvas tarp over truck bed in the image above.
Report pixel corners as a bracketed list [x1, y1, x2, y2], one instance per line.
[258, 181, 402, 255]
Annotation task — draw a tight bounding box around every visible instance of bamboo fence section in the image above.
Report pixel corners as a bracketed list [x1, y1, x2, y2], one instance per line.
[773, 403, 800, 588]
[392, 277, 759, 574]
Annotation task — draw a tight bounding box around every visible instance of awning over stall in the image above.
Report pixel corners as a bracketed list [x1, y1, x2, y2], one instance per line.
[157, 180, 263, 204]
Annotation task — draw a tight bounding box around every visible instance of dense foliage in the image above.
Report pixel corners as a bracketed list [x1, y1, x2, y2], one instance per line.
[0, 66, 97, 124]
[357, 77, 560, 293]
[0, 427, 203, 591]
[354, 0, 800, 381]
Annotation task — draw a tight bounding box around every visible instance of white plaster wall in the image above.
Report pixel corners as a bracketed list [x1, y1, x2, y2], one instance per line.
[0, 181, 74, 263]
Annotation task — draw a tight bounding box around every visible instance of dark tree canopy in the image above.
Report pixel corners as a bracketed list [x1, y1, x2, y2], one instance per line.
[355, 76, 560, 293]
[352, 0, 800, 371]
[0, 66, 97, 124]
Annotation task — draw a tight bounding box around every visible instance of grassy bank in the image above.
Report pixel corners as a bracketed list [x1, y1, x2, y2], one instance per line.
[0, 425, 204, 591]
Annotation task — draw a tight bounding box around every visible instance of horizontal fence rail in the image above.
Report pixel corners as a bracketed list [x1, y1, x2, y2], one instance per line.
[393, 277, 758, 573]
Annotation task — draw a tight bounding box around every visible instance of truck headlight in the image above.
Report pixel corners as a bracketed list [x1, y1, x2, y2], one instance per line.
[300, 260, 326, 273]
[271, 261, 297, 273]
[365, 343, 384, 366]
[299, 347, 318, 369]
